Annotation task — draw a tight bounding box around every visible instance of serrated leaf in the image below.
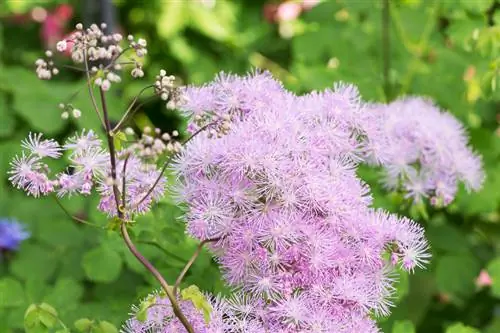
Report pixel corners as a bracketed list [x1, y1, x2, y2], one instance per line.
[82, 246, 123, 283]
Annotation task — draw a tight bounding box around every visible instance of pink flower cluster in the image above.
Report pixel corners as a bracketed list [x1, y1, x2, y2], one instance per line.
[9, 130, 165, 218]
[361, 98, 484, 206]
[122, 71, 482, 332]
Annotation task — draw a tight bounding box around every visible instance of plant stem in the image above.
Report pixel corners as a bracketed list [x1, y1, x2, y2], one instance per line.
[112, 85, 155, 133]
[132, 122, 214, 209]
[382, 0, 391, 101]
[121, 153, 130, 209]
[120, 223, 195, 333]
[173, 238, 218, 294]
[99, 87, 122, 212]
[52, 196, 104, 229]
[99, 87, 194, 333]
[83, 48, 106, 127]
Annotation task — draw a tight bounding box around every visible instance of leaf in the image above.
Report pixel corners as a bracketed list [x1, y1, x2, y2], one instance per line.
[44, 278, 83, 310]
[487, 257, 500, 298]
[445, 322, 481, 333]
[0, 277, 25, 307]
[0, 92, 15, 137]
[96, 320, 118, 333]
[181, 285, 212, 323]
[74, 318, 94, 331]
[392, 320, 416, 333]
[157, 1, 187, 38]
[10, 243, 58, 282]
[436, 254, 480, 298]
[82, 246, 123, 283]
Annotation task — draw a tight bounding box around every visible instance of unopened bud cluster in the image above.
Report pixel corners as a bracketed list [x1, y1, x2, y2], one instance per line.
[59, 103, 81, 120]
[155, 70, 187, 110]
[35, 51, 59, 80]
[124, 126, 182, 160]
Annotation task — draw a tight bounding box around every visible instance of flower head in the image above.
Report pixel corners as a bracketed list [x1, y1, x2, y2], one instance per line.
[0, 219, 30, 251]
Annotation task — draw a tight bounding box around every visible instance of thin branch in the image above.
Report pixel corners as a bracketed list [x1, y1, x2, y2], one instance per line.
[99, 87, 122, 212]
[112, 85, 155, 133]
[136, 240, 187, 263]
[99, 87, 194, 333]
[131, 122, 214, 210]
[84, 48, 106, 127]
[52, 196, 104, 229]
[173, 238, 219, 294]
[121, 223, 195, 333]
[121, 153, 130, 209]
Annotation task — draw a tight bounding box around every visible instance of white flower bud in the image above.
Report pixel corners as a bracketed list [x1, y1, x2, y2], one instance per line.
[138, 38, 147, 47]
[143, 126, 152, 134]
[160, 92, 169, 101]
[101, 79, 111, 91]
[172, 130, 179, 137]
[125, 127, 135, 136]
[52, 68, 59, 75]
[94, 77, 103, 86]
[45, 50, 53, 57]
[58, 103, 65, 109]
[160, 69, 166, 76]
[61, 111, 69, 119]
[72, 109, 82, 118]
[127, 34, 134, 41]
[76, 23, 83, 30]
[56, 40, 67, 52]
[161, 133, 171, 141]
[166, 100, 176, 110]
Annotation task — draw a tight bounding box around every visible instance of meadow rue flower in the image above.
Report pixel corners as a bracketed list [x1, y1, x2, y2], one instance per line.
[360, 97, 484, 206]
[10, 129, 166, 218]
[0, 219, 30, 251]
[171, 71, 432, 331]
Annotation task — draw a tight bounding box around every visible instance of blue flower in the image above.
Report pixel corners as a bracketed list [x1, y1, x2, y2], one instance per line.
[0, 219, 30, 251]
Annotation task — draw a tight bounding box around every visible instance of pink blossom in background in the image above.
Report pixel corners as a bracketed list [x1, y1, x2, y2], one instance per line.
[276, 1, 302, 21]
[476, 269, 493, 288]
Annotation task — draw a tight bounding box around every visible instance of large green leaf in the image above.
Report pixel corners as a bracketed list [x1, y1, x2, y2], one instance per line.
[82, 246, 123, 283]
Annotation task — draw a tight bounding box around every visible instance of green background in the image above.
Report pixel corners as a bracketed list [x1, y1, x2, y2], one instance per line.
[0, 0, 499, 332]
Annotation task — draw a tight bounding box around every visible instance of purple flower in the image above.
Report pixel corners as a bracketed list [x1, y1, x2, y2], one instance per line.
[170, 71, 433, 331]
[360, 97, 484, 206]
[0, 219, 30, 251]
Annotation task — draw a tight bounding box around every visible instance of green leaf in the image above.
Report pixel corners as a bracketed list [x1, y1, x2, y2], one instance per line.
[157, 1, 187, 38]
[74, 318, 94, 331]
[10, 243, 58, 282]
[436, 254, 480, 298]
[0, 92, 15, 137]
[181, 285, 212, 323]
[44, 278, 83, 310]
[96, 321, 118, 333]
[487, 257, 500, 298]
[392, 320, 416, 333]
[82, 246, 123, 283]
[0, 277, 25, 307]
[112, 131, 127, 151]
[445, 322, 481, 333]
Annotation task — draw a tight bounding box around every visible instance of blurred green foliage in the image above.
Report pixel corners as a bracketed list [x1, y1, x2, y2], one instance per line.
[0, 0, 499, 332]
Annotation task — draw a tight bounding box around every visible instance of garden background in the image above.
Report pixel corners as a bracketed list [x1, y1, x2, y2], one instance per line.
[0, 0, 499, 332]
